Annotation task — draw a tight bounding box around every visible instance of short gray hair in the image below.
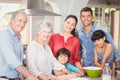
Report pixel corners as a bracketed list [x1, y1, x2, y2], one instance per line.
[11, 10, 27, 20]
[36, 19, 52, 33]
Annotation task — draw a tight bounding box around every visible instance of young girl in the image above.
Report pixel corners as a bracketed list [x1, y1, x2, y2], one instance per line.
[91, 30, 114, 69]
[54, 48, 82, 76]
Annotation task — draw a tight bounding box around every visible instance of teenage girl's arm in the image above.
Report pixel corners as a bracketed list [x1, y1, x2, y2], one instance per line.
[94, 49, 102, 67]
[101, 43, 113, 68]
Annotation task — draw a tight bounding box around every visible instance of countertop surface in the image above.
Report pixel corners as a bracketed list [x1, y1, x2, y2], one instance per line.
[57, 74, 117, 80]
[69, 76, 116, 80]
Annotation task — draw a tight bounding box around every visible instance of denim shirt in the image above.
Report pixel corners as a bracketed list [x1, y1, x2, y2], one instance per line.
[0, 27, 23, 78]
[77, 22, 120, 66]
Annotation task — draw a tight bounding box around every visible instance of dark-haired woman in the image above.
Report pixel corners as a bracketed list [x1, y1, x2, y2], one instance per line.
[48, 15, 84, 76]
[91, 30, 114, 69]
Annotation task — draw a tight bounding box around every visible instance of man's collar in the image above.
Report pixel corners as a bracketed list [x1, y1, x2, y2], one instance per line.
[8, 27, 22, 38]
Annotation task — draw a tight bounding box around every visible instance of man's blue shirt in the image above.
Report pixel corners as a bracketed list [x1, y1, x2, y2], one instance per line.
[77, 22, 120, 66]
[0, 27, 23, 78]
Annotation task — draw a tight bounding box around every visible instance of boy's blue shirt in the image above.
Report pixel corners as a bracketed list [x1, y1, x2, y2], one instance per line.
[66, 63, 78, 72]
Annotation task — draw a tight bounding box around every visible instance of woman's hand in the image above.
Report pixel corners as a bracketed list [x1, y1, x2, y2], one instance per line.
[77, 69, 85, 76]
[26, 74, 39, 80]
[47, 75, 57, 80]
[38, 74, 57, 80]
[54, 70, 66, 76]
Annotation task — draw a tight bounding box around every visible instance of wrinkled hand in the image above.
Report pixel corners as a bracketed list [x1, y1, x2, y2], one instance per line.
[47, 75, 57, 80]
[26, 74, 39, 80]
[39, 74, 57, 80]
[20, 75, 25, 80]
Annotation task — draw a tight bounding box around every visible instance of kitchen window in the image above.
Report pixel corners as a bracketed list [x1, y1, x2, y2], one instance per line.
[0, 3, 20, 29]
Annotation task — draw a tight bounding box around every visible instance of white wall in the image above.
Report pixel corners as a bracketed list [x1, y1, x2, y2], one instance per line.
[0, 0, 20, 3]
[54, 0, 88, 31]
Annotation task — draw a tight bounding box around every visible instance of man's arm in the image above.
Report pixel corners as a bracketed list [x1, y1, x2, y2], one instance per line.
[16, 65, 38, 80]
[104, 30, 120, 62]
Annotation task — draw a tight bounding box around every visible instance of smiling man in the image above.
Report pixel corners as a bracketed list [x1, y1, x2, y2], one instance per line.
[0, 10, 38, 80]
[77, 7, 120, 67]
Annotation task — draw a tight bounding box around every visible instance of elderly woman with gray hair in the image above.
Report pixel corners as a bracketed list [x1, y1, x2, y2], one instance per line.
[26, 20, 68, 80]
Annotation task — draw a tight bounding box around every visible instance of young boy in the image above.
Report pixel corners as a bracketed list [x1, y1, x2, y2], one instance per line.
[54, 48, 82, 76]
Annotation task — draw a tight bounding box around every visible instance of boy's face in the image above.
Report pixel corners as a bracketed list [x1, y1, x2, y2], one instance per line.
[57, 53, 69, 65]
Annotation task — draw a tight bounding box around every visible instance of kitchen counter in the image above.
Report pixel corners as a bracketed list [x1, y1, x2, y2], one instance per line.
[69, 76, 116, 80]
[57, 74, 117, 80]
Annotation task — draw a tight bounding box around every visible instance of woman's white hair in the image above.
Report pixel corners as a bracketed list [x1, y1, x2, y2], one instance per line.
[36, 19, 52, 33]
